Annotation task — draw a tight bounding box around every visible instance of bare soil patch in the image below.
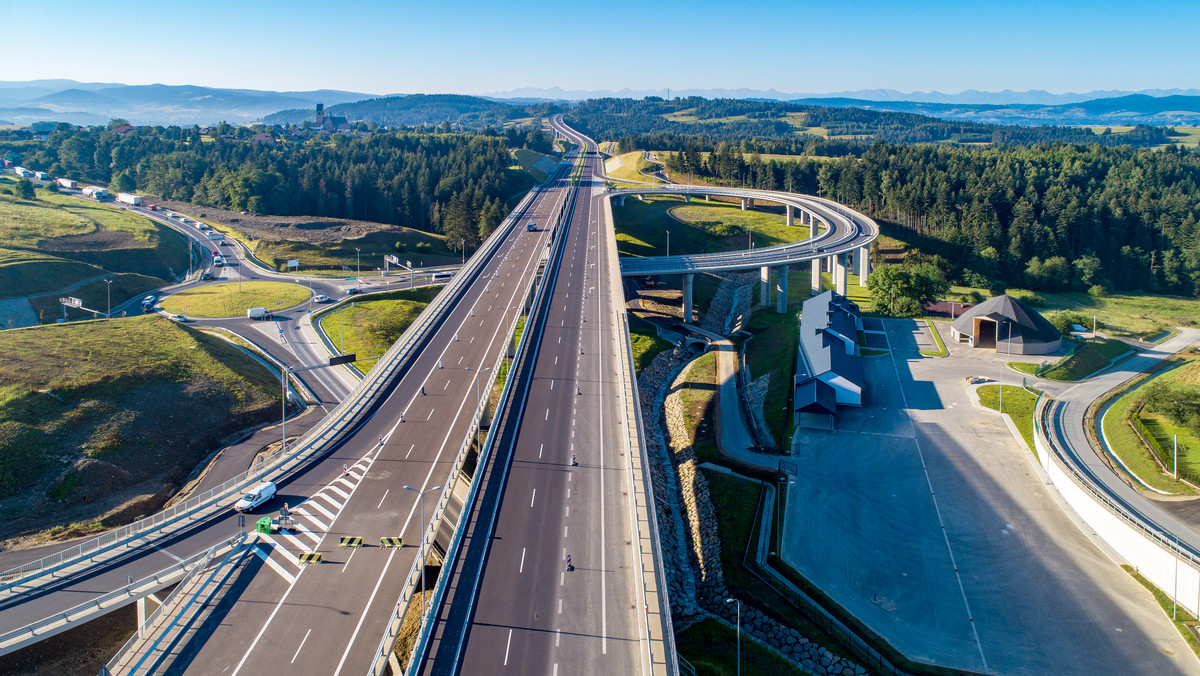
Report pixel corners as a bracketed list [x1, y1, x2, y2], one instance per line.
[152, 198, 394, 244]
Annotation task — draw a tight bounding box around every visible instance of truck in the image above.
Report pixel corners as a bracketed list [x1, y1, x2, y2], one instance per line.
[116, 192, 143, 206]
[526, 222, 538, 232]
[12, 167, 30, 177]
[196, 221, 210, 230]
[81, 186, 109, 200]
[56, 178, 77, 189]
[33, 171, 49, 181]
[246, 307, 272, 320]
[206, 232, 222, 241]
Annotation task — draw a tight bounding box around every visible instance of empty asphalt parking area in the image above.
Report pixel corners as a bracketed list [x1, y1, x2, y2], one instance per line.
[781, 318, 1198, 675]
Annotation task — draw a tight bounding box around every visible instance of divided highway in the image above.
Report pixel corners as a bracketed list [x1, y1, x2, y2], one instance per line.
[418, 118, 655, 674]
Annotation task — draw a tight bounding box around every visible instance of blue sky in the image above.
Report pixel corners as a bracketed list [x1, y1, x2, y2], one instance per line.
[2, 0, 1194, 95]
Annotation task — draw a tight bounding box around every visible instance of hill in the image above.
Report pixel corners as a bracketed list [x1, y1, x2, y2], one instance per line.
[0, 315, 280, 544]
[262, 93, 528, 128]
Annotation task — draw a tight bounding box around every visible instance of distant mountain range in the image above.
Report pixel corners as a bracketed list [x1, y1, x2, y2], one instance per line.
[483, 86, 1200, 106]
[2, 80, 1199, 128]
[0, 79, 385, 126]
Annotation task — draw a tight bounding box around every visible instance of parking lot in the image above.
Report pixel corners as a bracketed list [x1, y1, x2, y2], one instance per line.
[781, 318, 1198, 674]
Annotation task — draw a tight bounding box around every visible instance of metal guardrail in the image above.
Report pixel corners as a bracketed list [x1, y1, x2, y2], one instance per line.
[0, 184, 546, 601]
[0, 533, 245, 656]
[367, 162, 575, 675]
[1035, 394, 1200, 569]
[100, 532, 247, 675]
[613, 185, 879, 276]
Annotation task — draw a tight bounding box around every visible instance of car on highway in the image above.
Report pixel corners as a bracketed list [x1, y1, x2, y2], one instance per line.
[346, 287, 361, 295]
[220, 240, 229, 246]
[168, 313, 187, 322]
[234, 481, 276, 513]
[313, 294, 330, 303]
[201, 271, 214, 280]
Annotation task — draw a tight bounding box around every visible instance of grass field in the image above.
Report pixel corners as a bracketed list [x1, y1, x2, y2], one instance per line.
[612, 196, 810, 259]
[160, 281, 312, 318]
[628, 319, 672, 374]
[680, 351, 720, 465]
[0, 315, 278, 539]
[605, 150, 662, 183]
[0, 178, 187, 307]
[976, 384, 1039, 455]
[1102, 355, 1200, 494]
[249, 228, 458, 274]
[1166, 127, 1200, 148]
[28, 272, 165, 323]
[512, 148, 556, 182]
[675, 618, 806, 676]
[317, 287, 440, 372]
[1041, 338, 1131, 381]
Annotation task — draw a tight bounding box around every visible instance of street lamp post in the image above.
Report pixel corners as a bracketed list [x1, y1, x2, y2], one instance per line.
[104, 278, 113, 318]
[355, 248, 361, 288]
[474, 366, 493, 449]
[461, 238, 465, 266]
[665, 230, 670, 258]
[725, 598, 741, 676]
[999, 320, 1012, 413]
[404, 484, 443, 626]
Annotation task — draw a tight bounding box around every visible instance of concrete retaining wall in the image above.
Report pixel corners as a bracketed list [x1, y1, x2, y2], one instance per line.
[1034, 399, 1200, 617]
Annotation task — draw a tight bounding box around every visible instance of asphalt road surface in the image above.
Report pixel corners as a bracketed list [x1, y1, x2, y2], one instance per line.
[160, 167, 572, 676]
[419, 121, 645, 674]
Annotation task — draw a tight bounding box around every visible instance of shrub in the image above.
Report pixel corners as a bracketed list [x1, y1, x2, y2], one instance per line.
[1088, 284, 1108, 298]
[415, 241, 432, 253]
[394, 241, 406, 252]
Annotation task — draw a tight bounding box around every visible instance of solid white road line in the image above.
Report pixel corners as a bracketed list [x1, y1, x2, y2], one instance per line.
[252, 543, 296, 585]
[290, 628, 312, 664]
[504, 629, 513, 666]
[531, 489, 536, 508]
[377, 489, 389, 509]
[520, 547, 526, 573]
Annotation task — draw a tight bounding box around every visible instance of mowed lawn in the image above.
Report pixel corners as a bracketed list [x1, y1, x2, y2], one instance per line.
[612, 196, 810, 259]
[160, 281, 312, 318]
[318, 287, 440, 372]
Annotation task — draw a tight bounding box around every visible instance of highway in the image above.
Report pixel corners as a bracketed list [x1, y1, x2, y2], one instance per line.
[1045, 329, 1200, 555]
[0, 167, 557, 656]
[418, 117, 648, 674]
[133, 161, 573, 675]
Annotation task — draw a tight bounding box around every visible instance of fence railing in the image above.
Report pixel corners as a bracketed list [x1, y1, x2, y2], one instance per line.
[0, 183, 545, 600]
[368, 163, 574, 676]
[100, 532, 247, 675]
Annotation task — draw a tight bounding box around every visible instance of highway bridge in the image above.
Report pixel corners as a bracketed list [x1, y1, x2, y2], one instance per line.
[1, 117, 893, 675]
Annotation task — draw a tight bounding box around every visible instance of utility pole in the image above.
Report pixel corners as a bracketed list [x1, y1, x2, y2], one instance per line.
[104, 278, 113, 318]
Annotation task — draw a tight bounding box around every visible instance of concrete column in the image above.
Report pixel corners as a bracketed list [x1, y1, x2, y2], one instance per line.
[137, 593, 163, 638]
[811, 258, 821, 294]
[682, 274, 694, 324]
[760, 266, 771, 306]
[859, 245, 870, 286]
[617, 195, 625, 207]
[776, 265, 789, 313]
[835, 254, 847, 296]
[684, 194, 691, 203]
[786, 204, 794, 227]
[705, 194, 710, 202]
[740, 198, 748, 211]
[636, 194, 644, 202]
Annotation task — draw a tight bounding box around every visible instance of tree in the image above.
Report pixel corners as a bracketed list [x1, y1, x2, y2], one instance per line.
[14, 178, 35, 200]
[109, 170, 135, 194]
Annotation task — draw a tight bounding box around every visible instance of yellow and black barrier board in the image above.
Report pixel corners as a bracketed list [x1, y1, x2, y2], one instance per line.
[380, 537, 403, 548]
[339, 536, 363, 548]
[298, 552, 323, 565]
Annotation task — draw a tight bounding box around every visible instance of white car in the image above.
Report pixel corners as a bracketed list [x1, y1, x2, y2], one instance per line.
[313, 294, 330, 303]
[234, 481, 276, 512]
[169, 313, 187, 322]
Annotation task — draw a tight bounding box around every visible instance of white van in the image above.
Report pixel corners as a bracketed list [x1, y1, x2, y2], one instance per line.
[234, 481, 276, 512]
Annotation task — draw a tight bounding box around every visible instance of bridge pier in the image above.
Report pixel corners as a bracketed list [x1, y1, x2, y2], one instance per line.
[835, 253, 847, 295]
[684, 194, 691, 203]
[137, 593, 163, 638]
[859, 245, 870, 286]
[786, 204, 794, 227]
[811, 259, 821, 294]
[682, 273, 694, 324]
[760, 266, 770, 306]
[617, 195, 626, 207]
[740, 198, 748, 211]
[775, 265, 789, 313]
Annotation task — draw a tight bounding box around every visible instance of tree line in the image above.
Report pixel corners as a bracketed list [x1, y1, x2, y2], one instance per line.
[568, 97, 1172, 148]
[3, 123, 556, 250]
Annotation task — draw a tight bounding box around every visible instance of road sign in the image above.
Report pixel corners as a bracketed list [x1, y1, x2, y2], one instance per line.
[287, 259, 300, 268]
[328, 353, 357, 366]
[384, 254, 399, 265]
[59, 296, 82, 308]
